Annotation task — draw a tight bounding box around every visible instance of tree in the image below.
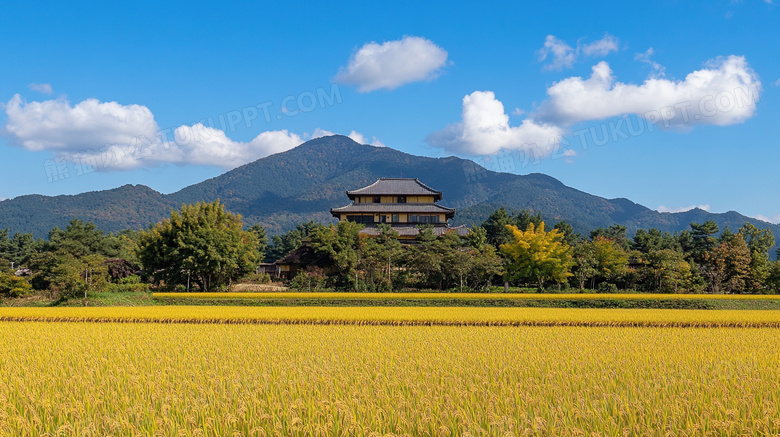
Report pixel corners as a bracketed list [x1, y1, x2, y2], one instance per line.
[0, 230, 44, 266]
[266, 221, 323, 262]
[590, 225, 630, 250]
[359, 224, 401, 291]
[512, 210, 544, 233]
[703, 235, 751, 294]
[28, 251, 109, 298]
[554, 221, 581, 246]
[500, 222, 573, 289]
[137, 201, 259, 292]
[48, 219, 120, 258]
[309, 221, 364, 290]
[633, 228, 681, 254]
[738, 223, 775, 293]
[0, 272, 32, 298]
[690, 220, 719, 263]
[465, 226, 488, 251]
[643, 249, 692, 293]
[572, 241, 598, 290]
[591, 236, 629, 286]
[246, 224, 269, 261]
[481, 208, 513, 249]
[768, 261, 780, 294]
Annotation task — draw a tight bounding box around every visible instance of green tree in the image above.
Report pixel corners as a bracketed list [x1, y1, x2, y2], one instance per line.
[703, 235, 751, 294]
[0, 230, 44, 266]
[690, 220, 719, 263]
[738, 223, 775, 293]
[28, 251, 109, 298]
[643, 249, 692, 293]
[554, 221, 581, 246]
[48, 219, 120, 258]
[246, 224, 269, 261]
[309, 221, 364, 290]
[512, 210, 544, 233]
[768, 261, 780, 294]
[501, 222, 573, 289]
[464, 226, 488, 251]
[572, 241, 598, 290]
[359, 224, 401, 291]
[137, 201, 259, 292]
[266, 221, 323, 262]
[633, 228, 681, 254]
[481, 208, 513, 249]
[591, 236, 629, 286]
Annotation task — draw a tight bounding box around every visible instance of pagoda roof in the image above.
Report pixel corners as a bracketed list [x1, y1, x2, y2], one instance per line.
[346, 178, 443, 200]
[330, 202, 455, 218]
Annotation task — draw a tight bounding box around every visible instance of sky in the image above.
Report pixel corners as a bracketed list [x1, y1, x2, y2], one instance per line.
[1, 0, 778, 223]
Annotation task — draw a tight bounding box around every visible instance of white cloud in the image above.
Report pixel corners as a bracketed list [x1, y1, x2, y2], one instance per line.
[773, 78, 780, 86]
[346, 130, 385, 147]
[310, 128, 384, 147]
[634, 48, 665, 77]
[538, 34, 619, 71]
[335, 36, 449, 92]
[3, 95, 307, 170]
[538, 36, 576, 71]
[581, 34, 620, 57]
[4, 94, 159, 151]
[754, 213, 780, 224]
[63, 125, 304, 170]
[426, 91, 564, 155]
[28, 83, 53, 94]
[310, 128, 336, 139]
[537, 56, 761, 127]
[657, 204, 711, 213]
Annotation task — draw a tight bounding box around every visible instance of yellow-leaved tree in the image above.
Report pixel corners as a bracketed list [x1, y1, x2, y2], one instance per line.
[500, 222, 574, 290]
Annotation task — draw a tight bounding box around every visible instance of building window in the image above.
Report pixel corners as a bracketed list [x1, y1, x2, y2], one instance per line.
[409, 215, 441, 224]
[397, 196, 407, 203]
[372, 196, 381, 203]
[392, 214, 399, 223]
[379, 215, 387, 223]
[346, 215, 374, 224]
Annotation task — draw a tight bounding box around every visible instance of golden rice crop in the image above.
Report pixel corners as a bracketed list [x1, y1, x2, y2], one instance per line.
[3, 306, 780, 327]
[154, 291, 780, 301]
[0, 322, 779, 436]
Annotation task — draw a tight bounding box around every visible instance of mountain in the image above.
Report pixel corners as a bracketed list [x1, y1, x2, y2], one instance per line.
[1, 135, 778, 251]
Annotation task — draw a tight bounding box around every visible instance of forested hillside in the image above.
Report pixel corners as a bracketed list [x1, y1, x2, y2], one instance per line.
[0, 135, 777, 251]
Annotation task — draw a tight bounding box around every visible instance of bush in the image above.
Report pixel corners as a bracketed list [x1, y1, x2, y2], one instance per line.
[119, 274, 142, 285]
[240, 272, 272, 284]
[596, 282, 620, 293]
[0, 272, 32, 298]
[105, 283, 149, 293]
[290, 268, 326, 292]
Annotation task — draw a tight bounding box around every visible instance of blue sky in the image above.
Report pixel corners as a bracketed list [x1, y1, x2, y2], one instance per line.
[1, 0, 778, 223]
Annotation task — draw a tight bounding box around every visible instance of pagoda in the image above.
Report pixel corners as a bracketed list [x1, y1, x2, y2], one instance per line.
[330, 178, 468, 240]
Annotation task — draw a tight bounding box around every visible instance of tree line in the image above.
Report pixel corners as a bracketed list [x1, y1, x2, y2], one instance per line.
[271, 207, 780, 294]
[1, 201, 778, 298]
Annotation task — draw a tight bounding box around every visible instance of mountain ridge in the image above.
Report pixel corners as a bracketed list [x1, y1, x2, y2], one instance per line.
[0, 135, 777, 252]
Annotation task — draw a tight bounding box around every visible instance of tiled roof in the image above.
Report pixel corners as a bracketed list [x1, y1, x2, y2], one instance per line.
[359, 225, 469, 237]
[330, 202, 455, 216]
[346, 178, 443, 200]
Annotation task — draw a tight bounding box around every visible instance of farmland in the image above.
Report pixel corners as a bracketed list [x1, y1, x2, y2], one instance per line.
[1, 322, 779, 436]
[4, 306, 780, 327]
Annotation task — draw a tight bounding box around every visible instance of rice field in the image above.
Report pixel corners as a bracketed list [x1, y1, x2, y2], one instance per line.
[1, 322, 779, 436]
[3, 306, 780, 327]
